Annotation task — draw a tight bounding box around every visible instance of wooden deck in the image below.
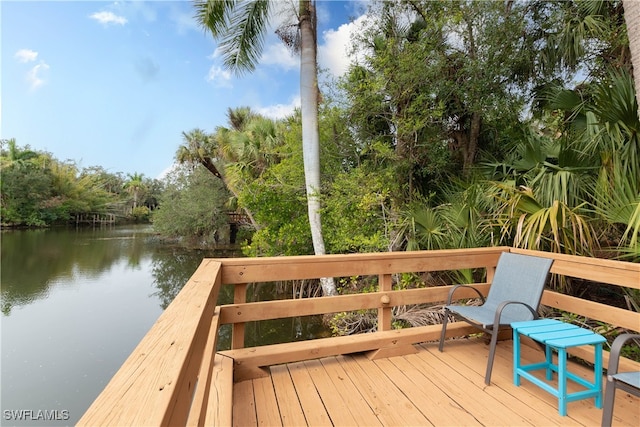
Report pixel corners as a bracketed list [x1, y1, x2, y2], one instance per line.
[78, 249, 640, 426]
[235, 338, 639, 426]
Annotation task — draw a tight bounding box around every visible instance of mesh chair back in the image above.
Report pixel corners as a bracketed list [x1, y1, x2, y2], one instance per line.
[483, 252, 553, 321]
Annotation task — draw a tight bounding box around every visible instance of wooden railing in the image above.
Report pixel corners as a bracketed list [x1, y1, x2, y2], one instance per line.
[78, 247, 640, 426]
[73, 213, 116, 225]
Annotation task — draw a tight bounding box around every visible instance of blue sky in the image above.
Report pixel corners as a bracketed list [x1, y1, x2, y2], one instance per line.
[1, 0, 367, 179]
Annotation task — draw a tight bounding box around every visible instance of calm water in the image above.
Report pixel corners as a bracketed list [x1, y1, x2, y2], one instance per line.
[1, 225, 327, 426]
[1, 226, 216, 426]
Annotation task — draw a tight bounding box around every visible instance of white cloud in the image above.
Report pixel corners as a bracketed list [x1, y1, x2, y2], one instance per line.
[156, 162, 179, 180]
[261, 43, 297, 71]
[256, 96, 300, 119]
[318, 15, 367, 77]
[26, 62, 50, 91]
[172, 10, 200, 35]
[90, 11, 128, 26]
[206, 65, 233, 88]
[15, 49, 38, 63]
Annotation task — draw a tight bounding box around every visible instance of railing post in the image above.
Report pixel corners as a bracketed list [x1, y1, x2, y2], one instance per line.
[378, 273, 393, 331]
[231, 283, 247, 349]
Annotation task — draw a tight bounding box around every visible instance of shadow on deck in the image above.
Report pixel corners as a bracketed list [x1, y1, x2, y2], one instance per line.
[234, 338, 639, 426]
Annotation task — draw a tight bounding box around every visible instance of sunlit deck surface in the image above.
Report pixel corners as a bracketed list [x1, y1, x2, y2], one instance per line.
[233, 338, 639, 426]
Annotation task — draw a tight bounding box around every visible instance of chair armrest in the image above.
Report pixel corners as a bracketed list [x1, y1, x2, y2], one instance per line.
[446, 284, 486, 305]
[607, 333, 640, 375]
[493, 301, 538, 326]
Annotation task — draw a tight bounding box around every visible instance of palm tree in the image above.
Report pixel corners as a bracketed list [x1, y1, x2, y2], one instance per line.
[194, 0, 336, 295]
[176, 128, 223, 179]
[0, 138, 37, 170]
[177, 127, 260, 229]
[624, 0, 640, 117]
[124, 173, 146, 211]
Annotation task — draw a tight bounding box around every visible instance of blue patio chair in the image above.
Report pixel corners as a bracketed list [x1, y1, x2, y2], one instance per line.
[438, 252, 553, 385]
[601, 333, 640, 427]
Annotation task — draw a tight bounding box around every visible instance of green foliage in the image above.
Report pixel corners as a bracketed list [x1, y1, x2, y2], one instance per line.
[1, 161, 54, 226]
[131, 206, 151, 223]
[152, 165, 230, 243]
[492, 184, 597, 256]
[1, 140, 123, 227]
[323, 167, 394, 253]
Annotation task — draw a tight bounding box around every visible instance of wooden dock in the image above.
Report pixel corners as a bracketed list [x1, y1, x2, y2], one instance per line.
[78, 248, 640, 426]
[232, 339, 639, 426]
[73, 213, 116, 226]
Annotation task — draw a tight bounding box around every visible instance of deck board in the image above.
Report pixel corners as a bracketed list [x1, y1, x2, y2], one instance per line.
[270, 364, 307, 426]
[253, 376, 282, 426]
[407, 347, 534, 425]
[339, 354, 431, 426]
[233, 338, 639, 426]
[232, 379, 256, 427]
[286, 361, 332, 426]
[318, 357, 382, 426]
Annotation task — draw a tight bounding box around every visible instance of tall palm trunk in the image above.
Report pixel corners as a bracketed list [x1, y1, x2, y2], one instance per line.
[624, 0, 640, 121]
[299, 0, 335, 295]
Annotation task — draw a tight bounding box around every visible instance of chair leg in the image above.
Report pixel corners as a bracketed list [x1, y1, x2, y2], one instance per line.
[601, 380, 616, 427]
[439, 308, 449, 352]
[485, 327, 500, 385]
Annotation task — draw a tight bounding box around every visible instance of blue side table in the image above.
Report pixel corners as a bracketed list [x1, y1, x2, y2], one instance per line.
[512, 318, 606, 416]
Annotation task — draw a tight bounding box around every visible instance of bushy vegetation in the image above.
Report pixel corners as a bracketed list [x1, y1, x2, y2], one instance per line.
[5, 2, 638, 299]
[170, 1, 637, 265]
[151, 165, 231, 246]
[4, 0, 637, 338]
[0, 139, 162, 227]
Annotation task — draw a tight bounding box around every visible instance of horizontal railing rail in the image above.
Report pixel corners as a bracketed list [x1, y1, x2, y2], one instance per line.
[79, 248, 640, 426]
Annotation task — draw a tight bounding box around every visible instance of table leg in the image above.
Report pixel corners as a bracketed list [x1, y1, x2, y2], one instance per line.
[545, 344, 553, 380]
[513, 330, 521, 386]
[558, 347, 567, 416]
[594, 343, 603, 408]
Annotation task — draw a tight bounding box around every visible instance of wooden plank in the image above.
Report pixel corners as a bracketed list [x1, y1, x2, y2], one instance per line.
[253, 376, 283, 426]
[378, 273, 393, 331]
[187, 308, 222, 427]
[496, 341, 623, 426]
[215, 247, 506, 284]
[510, 248, 640, 289]
[219, 284, 490, 324]
[286, 362, 332, 426]
[318, 358, 381, 424]
[78, 260, 223, 427]
[372, 356, 480, 426]
[232, 380, 256, 427]
[337, 354, 431, 426]
[222, 323, 479, 381]
[270, 364, 307, 426]
[232, 284, 247, 349]
[318, 357, 382, 426]
[405, 348, 535, 425]
[303, 359, 360, 425]
[365, 344, 418, 360]
[542, 291, 640, 333]
[421, 340, 578, 426]
[204, 355, 233, 427]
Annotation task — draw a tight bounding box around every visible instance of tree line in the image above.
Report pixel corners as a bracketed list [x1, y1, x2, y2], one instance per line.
[166, 0, 637, 263]
[4, 0, 638, 270]
[0, 138, 162, 227]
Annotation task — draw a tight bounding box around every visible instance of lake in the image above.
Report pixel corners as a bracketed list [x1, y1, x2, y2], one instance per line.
[1, 225, 215, 425]
[1, 225, 329, 426]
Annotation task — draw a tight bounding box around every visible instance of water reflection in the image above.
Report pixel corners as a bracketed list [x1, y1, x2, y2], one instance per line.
[1, 227, 156, 315]
[1, 225, 219, 426]
[1, 226, 329, 425]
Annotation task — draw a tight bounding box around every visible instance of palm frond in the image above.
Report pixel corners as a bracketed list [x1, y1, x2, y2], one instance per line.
[221, 0, 271, 73]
